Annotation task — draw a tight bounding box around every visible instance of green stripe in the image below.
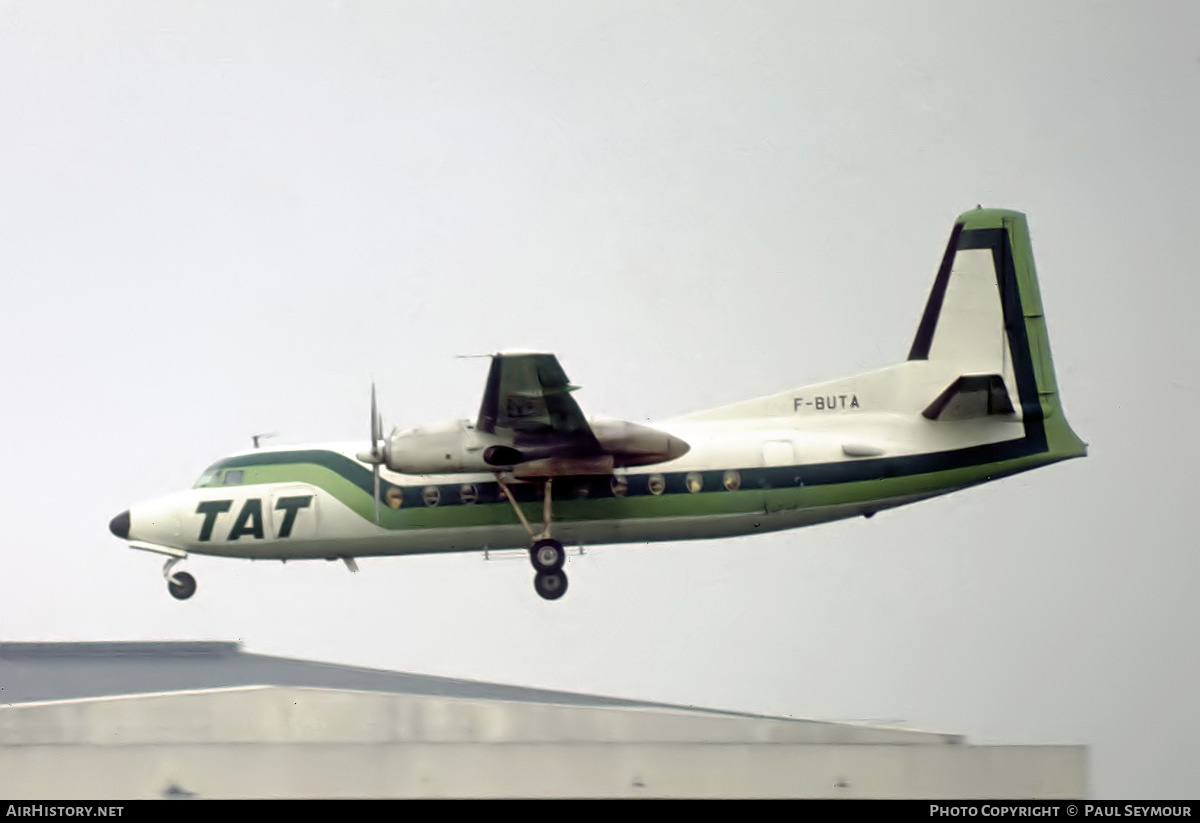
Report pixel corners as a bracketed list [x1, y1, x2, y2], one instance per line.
[196, 446, 1065, 531]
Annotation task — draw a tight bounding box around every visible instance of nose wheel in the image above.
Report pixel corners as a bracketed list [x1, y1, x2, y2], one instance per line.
[168, 572, 197, 600]
[163, 557, 197, 600]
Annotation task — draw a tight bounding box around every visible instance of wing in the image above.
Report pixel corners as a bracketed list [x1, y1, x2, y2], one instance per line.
[476, 353, 597, 444]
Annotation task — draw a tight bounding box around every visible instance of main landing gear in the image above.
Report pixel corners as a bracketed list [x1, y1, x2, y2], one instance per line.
[163, 556, 197, 600]
[497, 476, 569, 601]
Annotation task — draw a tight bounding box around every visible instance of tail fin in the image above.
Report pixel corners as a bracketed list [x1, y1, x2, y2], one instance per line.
[910, 209, 1084, 456]
[674, 207, 1086, 465]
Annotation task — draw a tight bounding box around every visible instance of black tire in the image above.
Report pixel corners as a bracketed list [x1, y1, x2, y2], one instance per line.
[533, 570, 568, 601]
[529, 539, 565, 572]
[168, 571, 197, 600]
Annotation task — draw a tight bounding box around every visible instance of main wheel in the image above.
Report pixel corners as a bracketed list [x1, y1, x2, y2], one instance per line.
[533, 570, 568, 601]
[530, 539, 565, 572]
[168, 571, 197, 600]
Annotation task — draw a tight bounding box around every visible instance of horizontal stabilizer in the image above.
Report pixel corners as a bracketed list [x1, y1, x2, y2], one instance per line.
[922, 374, 1015, 421]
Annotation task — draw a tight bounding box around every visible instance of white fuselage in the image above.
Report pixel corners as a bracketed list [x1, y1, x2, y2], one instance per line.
[126, 372, 1029, 563]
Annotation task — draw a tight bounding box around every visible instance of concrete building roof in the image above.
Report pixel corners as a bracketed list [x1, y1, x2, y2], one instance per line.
[0, 684, 957, 746]
[0, 640, 962, 743]
[0, 641, 671, 711]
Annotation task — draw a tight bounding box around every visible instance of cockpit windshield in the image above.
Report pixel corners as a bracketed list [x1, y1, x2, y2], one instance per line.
[193, 462, 249, 488]
[193, 465, 222, 488]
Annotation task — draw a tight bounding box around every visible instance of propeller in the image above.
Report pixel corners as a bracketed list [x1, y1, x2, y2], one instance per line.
[356, 382, 386, 524]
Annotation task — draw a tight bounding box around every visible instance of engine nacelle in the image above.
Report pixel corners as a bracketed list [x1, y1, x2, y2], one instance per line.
[384, 420, 496, 475]
[590, 419, 690, 467]
[381, 418, 689, 476]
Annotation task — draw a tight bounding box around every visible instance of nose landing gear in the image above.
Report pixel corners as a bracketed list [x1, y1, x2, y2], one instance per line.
[163, 557, 197, 600]
[497, 476, 571, 601]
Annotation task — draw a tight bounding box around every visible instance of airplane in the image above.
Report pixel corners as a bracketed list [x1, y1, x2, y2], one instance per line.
[108, 208, 1086, 602]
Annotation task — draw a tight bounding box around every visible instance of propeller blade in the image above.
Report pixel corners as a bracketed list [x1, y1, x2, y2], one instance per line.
[356, 381, 385, 523]
[371, 382, 382, 523]
[373, 463, 381, 524]
[370, 381, 382, 456]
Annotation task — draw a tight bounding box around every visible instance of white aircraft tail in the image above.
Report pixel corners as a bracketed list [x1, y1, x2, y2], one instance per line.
[908, 221, 1009, 374]
[677, 208, 1084, 458]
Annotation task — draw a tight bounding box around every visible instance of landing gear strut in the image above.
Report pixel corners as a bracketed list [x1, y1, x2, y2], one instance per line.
[163, 556, 197, 600]
[497, 476, 569, 600]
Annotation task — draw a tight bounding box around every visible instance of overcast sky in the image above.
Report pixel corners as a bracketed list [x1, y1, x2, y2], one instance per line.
[1, 1, 1197, 799]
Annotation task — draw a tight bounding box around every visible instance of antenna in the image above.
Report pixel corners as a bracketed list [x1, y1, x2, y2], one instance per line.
[251, 432, 277, 449]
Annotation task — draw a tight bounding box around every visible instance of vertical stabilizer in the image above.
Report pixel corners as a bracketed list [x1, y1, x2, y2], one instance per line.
[909, 209, 1084, 456]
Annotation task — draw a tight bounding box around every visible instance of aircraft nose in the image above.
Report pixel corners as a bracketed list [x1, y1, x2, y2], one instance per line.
[109, 510, 130, 539]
